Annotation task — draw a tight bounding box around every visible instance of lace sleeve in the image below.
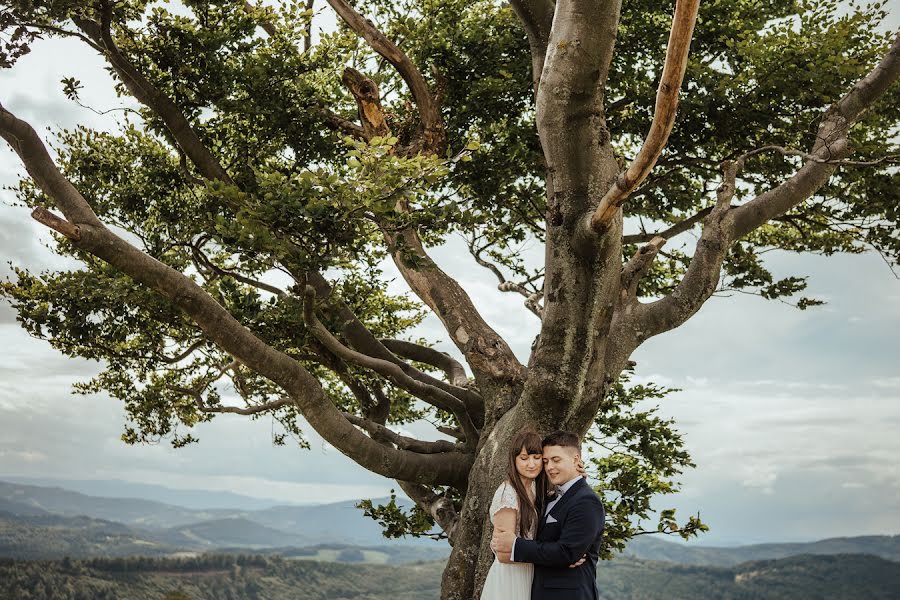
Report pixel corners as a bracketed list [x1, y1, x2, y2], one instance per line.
[489, 482, 519, 524]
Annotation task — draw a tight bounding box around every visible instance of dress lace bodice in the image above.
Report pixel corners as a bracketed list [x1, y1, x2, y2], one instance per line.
[488, 480, 537, 539]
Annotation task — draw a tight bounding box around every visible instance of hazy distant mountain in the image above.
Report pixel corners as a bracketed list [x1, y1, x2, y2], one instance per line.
[0, 480, 416, 544]
[0, 497, 49, 517]
[2, 478, 898, 569]
[625, 533, 900, 566]
[0, 512, 183, 559]
[0, 480, 243, 529]
[0, 511, 445, 563]
[162, 517, 314, 548]
[0, 476, 292, 511]
[248, 499, 438, 547]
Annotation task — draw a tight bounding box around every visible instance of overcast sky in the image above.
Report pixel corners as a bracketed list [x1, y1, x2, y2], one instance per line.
[0, 3, 898, 546]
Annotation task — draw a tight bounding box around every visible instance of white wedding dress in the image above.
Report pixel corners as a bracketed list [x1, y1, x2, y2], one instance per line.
[479, 480, 536, 599]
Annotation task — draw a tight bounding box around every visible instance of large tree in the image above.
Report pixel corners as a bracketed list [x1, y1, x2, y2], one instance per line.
[1, 0, 898, 597]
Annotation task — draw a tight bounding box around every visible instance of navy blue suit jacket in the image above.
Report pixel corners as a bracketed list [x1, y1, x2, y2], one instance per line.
[512, 477, 605, 600]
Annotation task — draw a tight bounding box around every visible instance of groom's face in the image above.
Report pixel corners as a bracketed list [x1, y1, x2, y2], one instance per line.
[542, 444, 580, 486]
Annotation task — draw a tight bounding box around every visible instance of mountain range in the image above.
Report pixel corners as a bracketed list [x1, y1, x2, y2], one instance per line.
[1, 478, 898, 569]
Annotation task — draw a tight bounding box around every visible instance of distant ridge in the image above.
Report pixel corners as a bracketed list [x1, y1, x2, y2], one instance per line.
[625, 533, 900, 566]
[0, 476, 299, 511]
[1, 478, 897, 567]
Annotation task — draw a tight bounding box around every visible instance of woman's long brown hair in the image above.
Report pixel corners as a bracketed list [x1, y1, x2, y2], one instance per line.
[505, 429, 547, 538]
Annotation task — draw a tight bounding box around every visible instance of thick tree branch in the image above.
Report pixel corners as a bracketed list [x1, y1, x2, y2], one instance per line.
[386, 228, 527, 394]
[631, 155, 743, 339]
[509, 0, 555, 92]
[621, 236, 666, 298]
[73, 9, 233, 184]
[730, 33, 900, 240]
[590, 0, 701, 230]
[0, 103, 472, 488]
[634, 33, 900, 340]
[320, 107, 367, 140]
[303, 273, 485, 422]
[325, 0, 444, 152]
[379, 339, 469, 389]
[303, 287, 481, 447]
[396, 480, 460, 544]
[437, 425, 466, 441]
[30, 206, 82, 240]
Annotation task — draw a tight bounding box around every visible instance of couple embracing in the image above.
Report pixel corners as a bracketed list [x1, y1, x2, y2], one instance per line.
[481, 430, 605, 600]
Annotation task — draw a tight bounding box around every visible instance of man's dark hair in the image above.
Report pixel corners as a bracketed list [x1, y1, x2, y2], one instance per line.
[542, 430, 581, 452]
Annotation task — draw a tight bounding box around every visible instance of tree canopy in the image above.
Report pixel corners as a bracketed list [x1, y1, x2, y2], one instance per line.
[1, 0, 897, 597]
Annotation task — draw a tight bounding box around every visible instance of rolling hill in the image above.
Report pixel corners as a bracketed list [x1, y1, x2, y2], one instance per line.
[625, 533, 900, 566]
[1, 553, 898, 600]
[1, 478, 898, 573]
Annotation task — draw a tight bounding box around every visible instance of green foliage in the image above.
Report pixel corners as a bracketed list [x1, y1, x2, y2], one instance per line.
[588, 376, 707, 557]
[0, 554, 444, 600]
[357, 488, 460, 541]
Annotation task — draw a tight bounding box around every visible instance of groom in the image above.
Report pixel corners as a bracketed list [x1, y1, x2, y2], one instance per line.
[491, 431, 605, 599]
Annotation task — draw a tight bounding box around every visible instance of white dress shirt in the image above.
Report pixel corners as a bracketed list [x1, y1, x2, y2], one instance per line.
[511, 475, 583, 561]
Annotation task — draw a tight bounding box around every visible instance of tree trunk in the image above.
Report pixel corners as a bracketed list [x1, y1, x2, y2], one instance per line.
[439, 357, 625, 599]
[440, 403, 538, 600]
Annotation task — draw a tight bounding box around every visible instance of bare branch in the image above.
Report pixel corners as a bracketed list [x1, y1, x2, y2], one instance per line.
[190, 243, 287, 297]
[736, 145, 900, 167]
[591, 0, 701, 230]
[468, 243, 543, 319]
[623, 206, 713, 245]
[174, 385, 293, 415]
[343, 413, 461, 454]
[159, 339, 206, 364]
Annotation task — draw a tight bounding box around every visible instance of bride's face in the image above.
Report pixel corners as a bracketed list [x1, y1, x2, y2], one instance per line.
[515, 447, 543, 480]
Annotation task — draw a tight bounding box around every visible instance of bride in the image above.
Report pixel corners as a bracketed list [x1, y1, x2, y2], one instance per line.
[480, 430, 584, 599]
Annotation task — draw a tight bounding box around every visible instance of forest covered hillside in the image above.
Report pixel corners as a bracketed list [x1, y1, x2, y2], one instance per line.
[2, 552, 898, 600]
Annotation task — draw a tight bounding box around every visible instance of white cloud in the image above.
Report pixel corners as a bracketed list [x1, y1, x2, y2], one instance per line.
[99, 470, 392, 505]
[872, 377, 900, 389]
